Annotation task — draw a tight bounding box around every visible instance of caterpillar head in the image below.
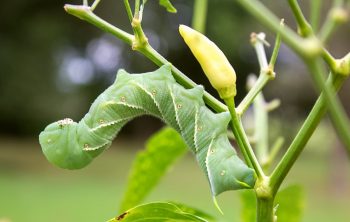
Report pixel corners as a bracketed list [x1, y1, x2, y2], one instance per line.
[39, 118, 93, 169]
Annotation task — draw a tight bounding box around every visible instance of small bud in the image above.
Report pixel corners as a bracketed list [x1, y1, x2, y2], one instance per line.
[179, 25, 237, 99]
[335, 52, 350, 76]
[331, 7, 348, 24]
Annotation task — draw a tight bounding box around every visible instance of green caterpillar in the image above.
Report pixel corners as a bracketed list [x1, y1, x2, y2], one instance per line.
[39, 64, 255, 196]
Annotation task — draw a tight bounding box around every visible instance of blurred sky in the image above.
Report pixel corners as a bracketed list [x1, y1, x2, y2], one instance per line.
[0, 0, 349, 138]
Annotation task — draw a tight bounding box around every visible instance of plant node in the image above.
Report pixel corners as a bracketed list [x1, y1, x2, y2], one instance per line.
[255, 176, 273, 199]
[302, 36, 323, 58]
[265, 66, 276, 79]
[334, 53, 350, 76]
[131, 18, 149, 50]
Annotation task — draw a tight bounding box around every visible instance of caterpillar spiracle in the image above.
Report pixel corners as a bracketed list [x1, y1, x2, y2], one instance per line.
[39, 64, 256, 196]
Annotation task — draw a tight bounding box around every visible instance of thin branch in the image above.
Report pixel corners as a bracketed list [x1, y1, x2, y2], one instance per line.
[225, 98, 265, 179]
[310, 0, 322, 30]
[91, 0, 102, 11]
[287, 0, 313, 36]
[262, 137, 285, 171]
[318, 4, 349, 43]
[269, 20, 283, 69]
[270, 73, 347, 193]
[307, 59, 350, 156]
[235, 0, 321, 57]
[248, 75, 269, 165]
[134, 0, 141, 18]
[192, 0, 208, 33]
[64, 4, 228, 113]
[123, 0, 134, 23]
[236, 32, 278, 116]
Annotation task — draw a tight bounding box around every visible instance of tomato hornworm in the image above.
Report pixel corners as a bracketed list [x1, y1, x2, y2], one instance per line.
[39, 65, 256, 196]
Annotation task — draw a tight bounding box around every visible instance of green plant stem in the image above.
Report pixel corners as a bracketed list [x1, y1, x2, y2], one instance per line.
[234, 0, 341, 68]
[269, 22, 283, 69]
[237, 29, 281, 117]
[234, 0, 320, 57]
[64, 4, 227, 113]
[252, 33, 269, 69]
[321, 49, 338, 71]
[310, 0, 322, 30]
[236, 0, 350, 191]
[263, 137, 284, 171]
[234, 0, 350, 150]
[246, 74, 269, 166]
[270, 74, 346, 193]
[288, 0, 313, 36]
[123, 0, 134, 22]
[253, 91, 269, 166]
[318, 1, 347, 43]
[319, 8, 338, 42]
[131, 18, 148, 48]
[91, 0, 102, 11]
[256, 196, 275, 222]
[192, 0, 208, 33]
[307, 59, 350, 156]
[236, 74, 270, 116]
[134, 0, 141, 18]
[65, 5, 134, 44]
[225, 98, 265, 179]
[237, 33, 271, 116]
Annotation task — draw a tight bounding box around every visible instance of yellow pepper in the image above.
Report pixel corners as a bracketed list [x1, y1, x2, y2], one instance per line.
[179, 25, 237, 99]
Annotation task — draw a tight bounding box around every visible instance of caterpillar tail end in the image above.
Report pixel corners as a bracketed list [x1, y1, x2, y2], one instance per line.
[39, 118, 93, 170]
[212, 197, 224, 215]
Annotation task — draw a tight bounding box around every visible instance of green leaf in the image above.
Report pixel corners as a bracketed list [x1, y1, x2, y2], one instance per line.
[168, 201, 215, 221]
[275, 185, 304, 222]
[109, 202, 212, 222]
[119, 127, 187, 212]
[239, 185, 304, 222]
[159, 0, 177, 13]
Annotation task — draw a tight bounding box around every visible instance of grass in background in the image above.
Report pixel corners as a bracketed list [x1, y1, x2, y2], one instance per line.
[0, 123, 349, 222]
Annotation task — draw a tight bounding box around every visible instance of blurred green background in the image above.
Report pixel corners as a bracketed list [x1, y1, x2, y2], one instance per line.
[1, 0, 349, 221]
